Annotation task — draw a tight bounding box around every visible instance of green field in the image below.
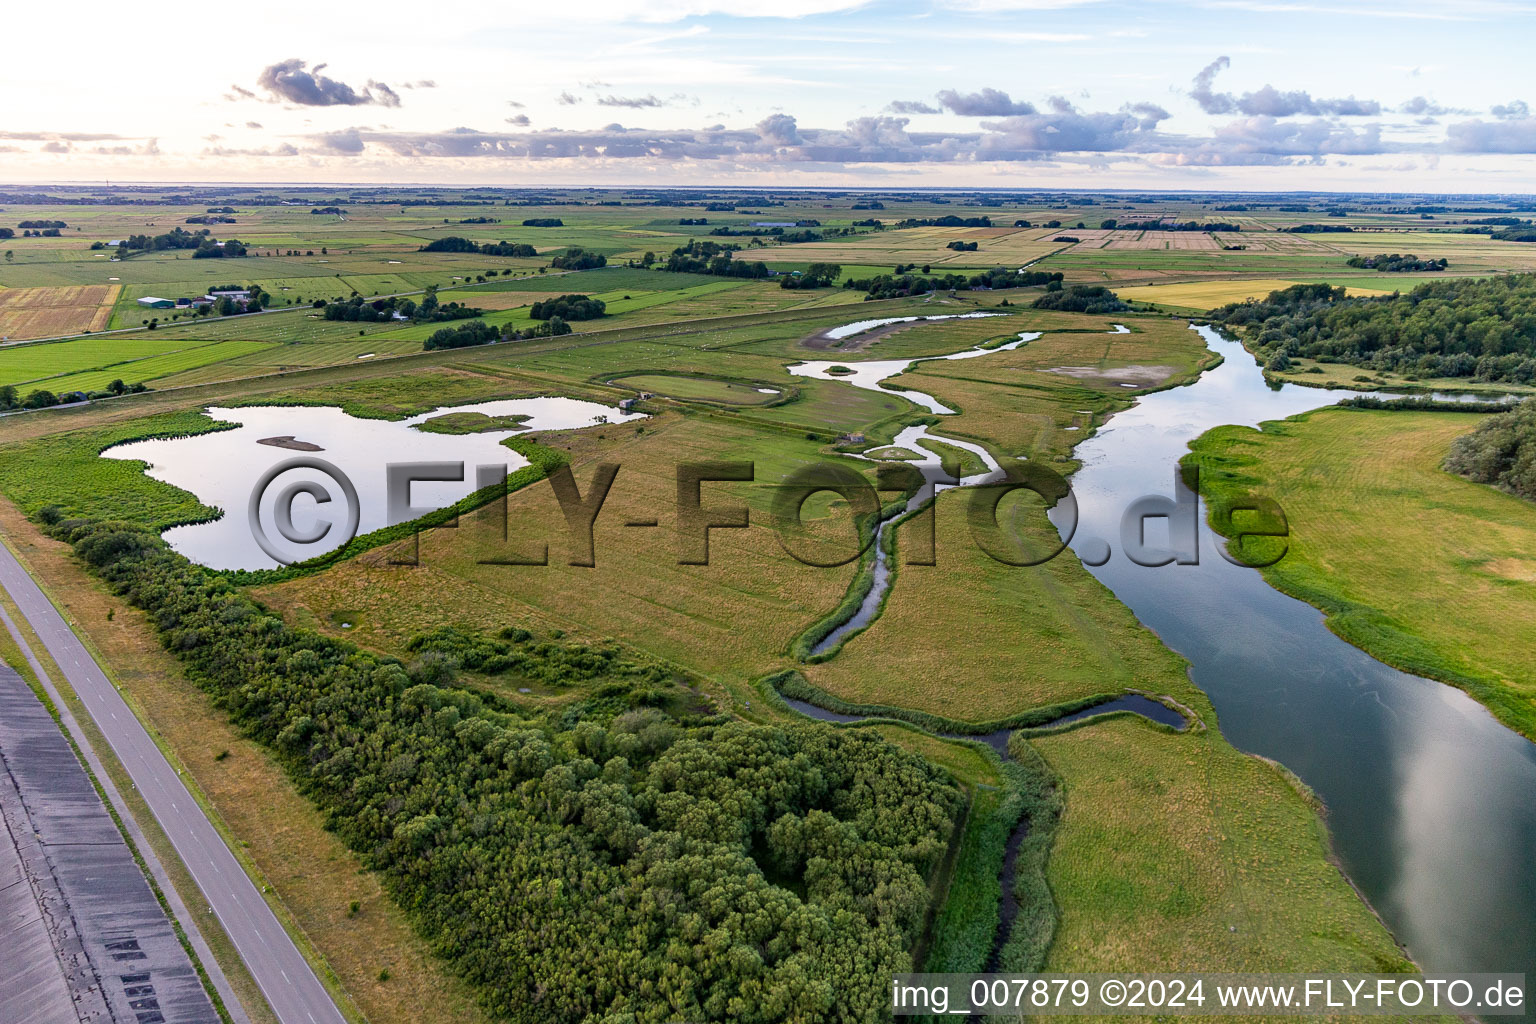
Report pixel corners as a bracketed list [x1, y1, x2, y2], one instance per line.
[610, 372, 785, 404]
[1187, 406, 1536, 740]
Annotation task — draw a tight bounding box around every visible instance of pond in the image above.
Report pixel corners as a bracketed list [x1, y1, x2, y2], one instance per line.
[787, 330, 1043, 414]
[104, 397, 645, 571]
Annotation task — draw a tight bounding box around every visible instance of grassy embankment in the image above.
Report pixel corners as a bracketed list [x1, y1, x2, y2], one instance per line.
[1186, 405, 1536, 741]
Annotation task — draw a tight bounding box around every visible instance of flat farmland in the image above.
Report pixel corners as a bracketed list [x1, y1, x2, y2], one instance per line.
[0, 335, 227, 388]
[1326, 230, 1536, 273]
[1117, 278, 1395, 310]
[35, 340, 274, 393]
[0, 284, 119, 340]
[759, 226, 1073, 268]
[145, 339, 424, 386]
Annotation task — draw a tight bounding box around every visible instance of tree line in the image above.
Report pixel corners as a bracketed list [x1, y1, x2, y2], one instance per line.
[1345, 253, 1448, 272]
[319, 286, 483, 324]
[35, 513, 963, 1023]
[420, 237, 539, 258]
[1212, 276, 1536, 383]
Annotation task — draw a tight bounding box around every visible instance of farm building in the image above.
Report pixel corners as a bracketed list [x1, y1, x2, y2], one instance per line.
[208, 289, 251, 300]
[136, 297, 175, 309]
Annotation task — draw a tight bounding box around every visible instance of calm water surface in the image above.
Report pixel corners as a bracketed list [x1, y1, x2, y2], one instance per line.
[105, 397, 644, 571]
[1054, 326, 1536, 983]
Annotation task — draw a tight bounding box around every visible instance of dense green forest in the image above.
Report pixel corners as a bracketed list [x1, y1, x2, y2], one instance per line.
[1212, 276, 1536, 383]
[1444, 399, 1536, 500]
[43, 515, 964, 1023]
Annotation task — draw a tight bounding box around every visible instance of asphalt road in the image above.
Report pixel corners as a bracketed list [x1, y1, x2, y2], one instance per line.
[0, 538, 348, 1024]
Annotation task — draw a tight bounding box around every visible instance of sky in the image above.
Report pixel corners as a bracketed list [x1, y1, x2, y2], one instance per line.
[3, 0, 1535, 192]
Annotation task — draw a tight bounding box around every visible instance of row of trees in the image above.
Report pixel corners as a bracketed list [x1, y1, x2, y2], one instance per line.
[39, 515, 962, 1022]
[1282, 223, 1354, 233]
[319, 286, 482, 324]
[841, 267, 1063, 301]
[1099, 219, 1242, 232]
[896, 215, 991, 228]
[421, 314, 574, 351]
[420, 236, 539, 258]
[549, 246, 607, 270]
[1345, 253, 1449, 272]
[0, 378, 147, 411]
[1213, 276, 1536, 383]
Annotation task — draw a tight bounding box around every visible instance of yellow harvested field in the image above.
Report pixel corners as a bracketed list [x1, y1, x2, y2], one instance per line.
[0, 284, 120, 340]
[1117, 278, 1394, 310]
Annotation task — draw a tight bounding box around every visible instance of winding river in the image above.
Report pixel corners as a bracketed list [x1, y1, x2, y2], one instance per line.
[1053, 326, 1536, 983]
[798, 318, 1536, 985]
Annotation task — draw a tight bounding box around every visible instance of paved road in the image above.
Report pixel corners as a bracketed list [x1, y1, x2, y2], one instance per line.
[0, 538, 348, 1024]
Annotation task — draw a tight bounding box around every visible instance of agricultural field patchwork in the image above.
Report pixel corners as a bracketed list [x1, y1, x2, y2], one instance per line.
[0, 284, 119, 340]
[0, 183, 1531, 1024]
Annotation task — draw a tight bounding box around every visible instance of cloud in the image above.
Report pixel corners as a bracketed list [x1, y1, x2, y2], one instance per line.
[557, 91, 581, 105]
[887, 99, 941, 115]
[1446, 114, 1536, 153]
[1399, 95, 1466, 115]
[40, 141, 72, 154]
[1190, 57, 1380, 117]
[1125, 102, 1171, 129]
[91, 139, 161, 158]
[507, 100, 526, 108]
[506, 114, 532, 126]
[225, 84, 257, 102]
[255, 59, 401, 107]
[402, 80, 437, 89]
[976, 106, 1161, 157]
[367, 80, 402, 108]
[283, 93, 1440, 169]
[1491, 99, 1530, 118]
[936, 87, 1037, 116]
[203, 143, 301, 158]
[1191, 56, 1234, 114]
[756, 113, 803, 145]
[597, 94, 666, 108]
[318, 128, 367, 154]
[0, 131, 123, 142]
[246, 121, 264, 129]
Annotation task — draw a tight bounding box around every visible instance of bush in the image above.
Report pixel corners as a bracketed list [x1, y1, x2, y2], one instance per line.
[529, 294, 606, 321]
[423, 320, 499, 350]
[1031, 285, 1127, 314]
[1444, 399, 1536, 501]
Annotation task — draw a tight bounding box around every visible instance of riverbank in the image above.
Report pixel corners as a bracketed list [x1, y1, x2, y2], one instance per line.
[1185, 404, 1536, 742]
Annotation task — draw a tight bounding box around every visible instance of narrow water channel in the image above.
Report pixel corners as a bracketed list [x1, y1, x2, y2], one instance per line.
[794, 317, 1536, 987]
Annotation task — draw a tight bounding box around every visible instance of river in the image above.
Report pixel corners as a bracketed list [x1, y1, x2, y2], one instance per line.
[1053, 325, 1536, 984]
